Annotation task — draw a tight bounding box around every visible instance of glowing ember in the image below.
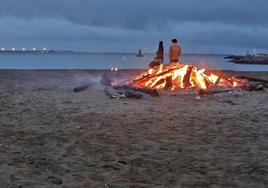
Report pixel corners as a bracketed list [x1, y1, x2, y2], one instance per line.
[133, 63, 248, 90]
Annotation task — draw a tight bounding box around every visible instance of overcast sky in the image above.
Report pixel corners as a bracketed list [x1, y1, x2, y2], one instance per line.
[1, 0, 268, 54]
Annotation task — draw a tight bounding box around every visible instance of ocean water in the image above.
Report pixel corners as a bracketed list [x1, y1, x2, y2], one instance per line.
[0, 52, 268, 71]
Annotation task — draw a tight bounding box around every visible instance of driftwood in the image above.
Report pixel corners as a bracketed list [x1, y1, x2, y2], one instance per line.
[104, 88, 126, 99]
[117, 90, 143, 99]
[241, 83, 264, 91]
[237, 76, 268, 84]
[113, 85, 159, 97]
[199, 88, 233, 95]
[105, 86, 144, 99]
[73, 83, 95, 92]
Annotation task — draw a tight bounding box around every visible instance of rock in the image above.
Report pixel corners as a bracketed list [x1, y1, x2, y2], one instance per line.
[48, 176, 63, 185]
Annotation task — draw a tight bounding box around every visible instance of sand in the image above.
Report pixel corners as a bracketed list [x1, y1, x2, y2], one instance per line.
[0, 70, 268, 188]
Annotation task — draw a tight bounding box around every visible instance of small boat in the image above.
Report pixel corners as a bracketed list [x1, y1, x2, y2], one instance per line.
[136, 49, 144, 57]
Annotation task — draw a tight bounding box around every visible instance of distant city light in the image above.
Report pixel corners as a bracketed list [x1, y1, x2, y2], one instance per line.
[1, 48, 4, 51]
[22, 48, 26, 51]
[12, 48, 15, 51]
[43, 48, 47, 51]
[33, 48, 36, 51]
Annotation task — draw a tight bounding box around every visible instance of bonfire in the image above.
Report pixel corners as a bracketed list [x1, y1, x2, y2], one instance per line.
[133, 63, 248, 91]
[97, 62, 265, 99]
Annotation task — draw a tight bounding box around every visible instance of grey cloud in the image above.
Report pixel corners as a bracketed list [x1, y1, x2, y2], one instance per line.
[1, 0, 268, 29]
[0, 0, 268, 53]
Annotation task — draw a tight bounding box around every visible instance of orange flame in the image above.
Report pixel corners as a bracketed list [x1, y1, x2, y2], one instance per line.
[134, 63, 247, 90]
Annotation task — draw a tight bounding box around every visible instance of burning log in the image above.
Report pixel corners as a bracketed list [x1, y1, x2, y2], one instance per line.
[134, 65, 184, 82]
[165, 76, 173, 90]
[152, 78, 166, 89]
[133, 63, 251, 91]
[182, 65, 193, 88]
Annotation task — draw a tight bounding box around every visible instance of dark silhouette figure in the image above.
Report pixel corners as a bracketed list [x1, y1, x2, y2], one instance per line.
[149, 41, 164, 68]
[156, 41, 164, 63]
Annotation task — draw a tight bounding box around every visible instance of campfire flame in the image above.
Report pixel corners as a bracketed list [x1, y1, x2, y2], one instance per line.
[133, 63, 248, 90]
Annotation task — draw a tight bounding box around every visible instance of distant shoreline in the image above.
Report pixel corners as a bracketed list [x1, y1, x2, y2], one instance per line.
[0, 50, 229, 56]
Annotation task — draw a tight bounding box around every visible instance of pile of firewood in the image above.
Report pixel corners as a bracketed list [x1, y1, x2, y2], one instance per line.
[72, 73, 267, 99]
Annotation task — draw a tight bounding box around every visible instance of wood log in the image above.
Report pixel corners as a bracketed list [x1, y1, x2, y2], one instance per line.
[199, 88, 233, 95]
[104, 88, 125, 99]
[237, 76, 268, 84]
[73, 83, 95, 92]
[117, 90, 143, 99]
[240, 83, 264, 91]
[152, 78, 166, 88]
[134, 87, 159, 97]
[113, 85, 159, 97]
[165, 76, 173, 90]
[183, 66, 193, 88]
[108, 85, 143, 99]
[134, 67, 182, 82]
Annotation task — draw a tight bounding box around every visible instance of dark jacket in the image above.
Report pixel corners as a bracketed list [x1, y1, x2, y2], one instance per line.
[156, 47, 164, 62]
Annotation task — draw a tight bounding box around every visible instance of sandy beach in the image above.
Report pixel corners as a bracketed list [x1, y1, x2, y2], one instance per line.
[0, 69, 268, 188]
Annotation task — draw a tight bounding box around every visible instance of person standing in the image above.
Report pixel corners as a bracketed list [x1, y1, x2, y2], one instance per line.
[169, 39, 181, 63]
[156, 41, 164, 63]
[149, 41, 164, 68]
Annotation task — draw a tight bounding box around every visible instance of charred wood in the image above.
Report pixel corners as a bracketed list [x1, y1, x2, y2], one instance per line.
[117, 90, 143, 99]
[241, 83, 264, 91]
[152, 78, 166, 88]
[134, 87, 159, 97]
[165, 76, 173, 90]
[237, 76, 268, 84]
[113, 85, 159, 97]
[73, 83, 95, 92]
[183, 66, 193, 88]
[104, 88, 125, 99]
[199, 88, 233, 95]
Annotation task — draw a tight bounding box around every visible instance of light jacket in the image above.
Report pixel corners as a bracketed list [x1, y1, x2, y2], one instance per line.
[169, 43, 181, 62]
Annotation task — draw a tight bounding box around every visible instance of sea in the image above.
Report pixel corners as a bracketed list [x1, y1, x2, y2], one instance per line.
[0, 52, 268, 71]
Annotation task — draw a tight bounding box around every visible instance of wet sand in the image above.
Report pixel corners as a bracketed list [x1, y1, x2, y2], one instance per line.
[0, 70, 268, 188]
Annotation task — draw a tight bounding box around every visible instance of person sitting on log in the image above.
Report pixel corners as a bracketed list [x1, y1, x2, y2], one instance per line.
[169, 38, 181, 63]
[149, 41, 164, 68]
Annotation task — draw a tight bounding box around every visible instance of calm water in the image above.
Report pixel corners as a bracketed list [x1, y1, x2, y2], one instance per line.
[0, 52, 268, 71]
